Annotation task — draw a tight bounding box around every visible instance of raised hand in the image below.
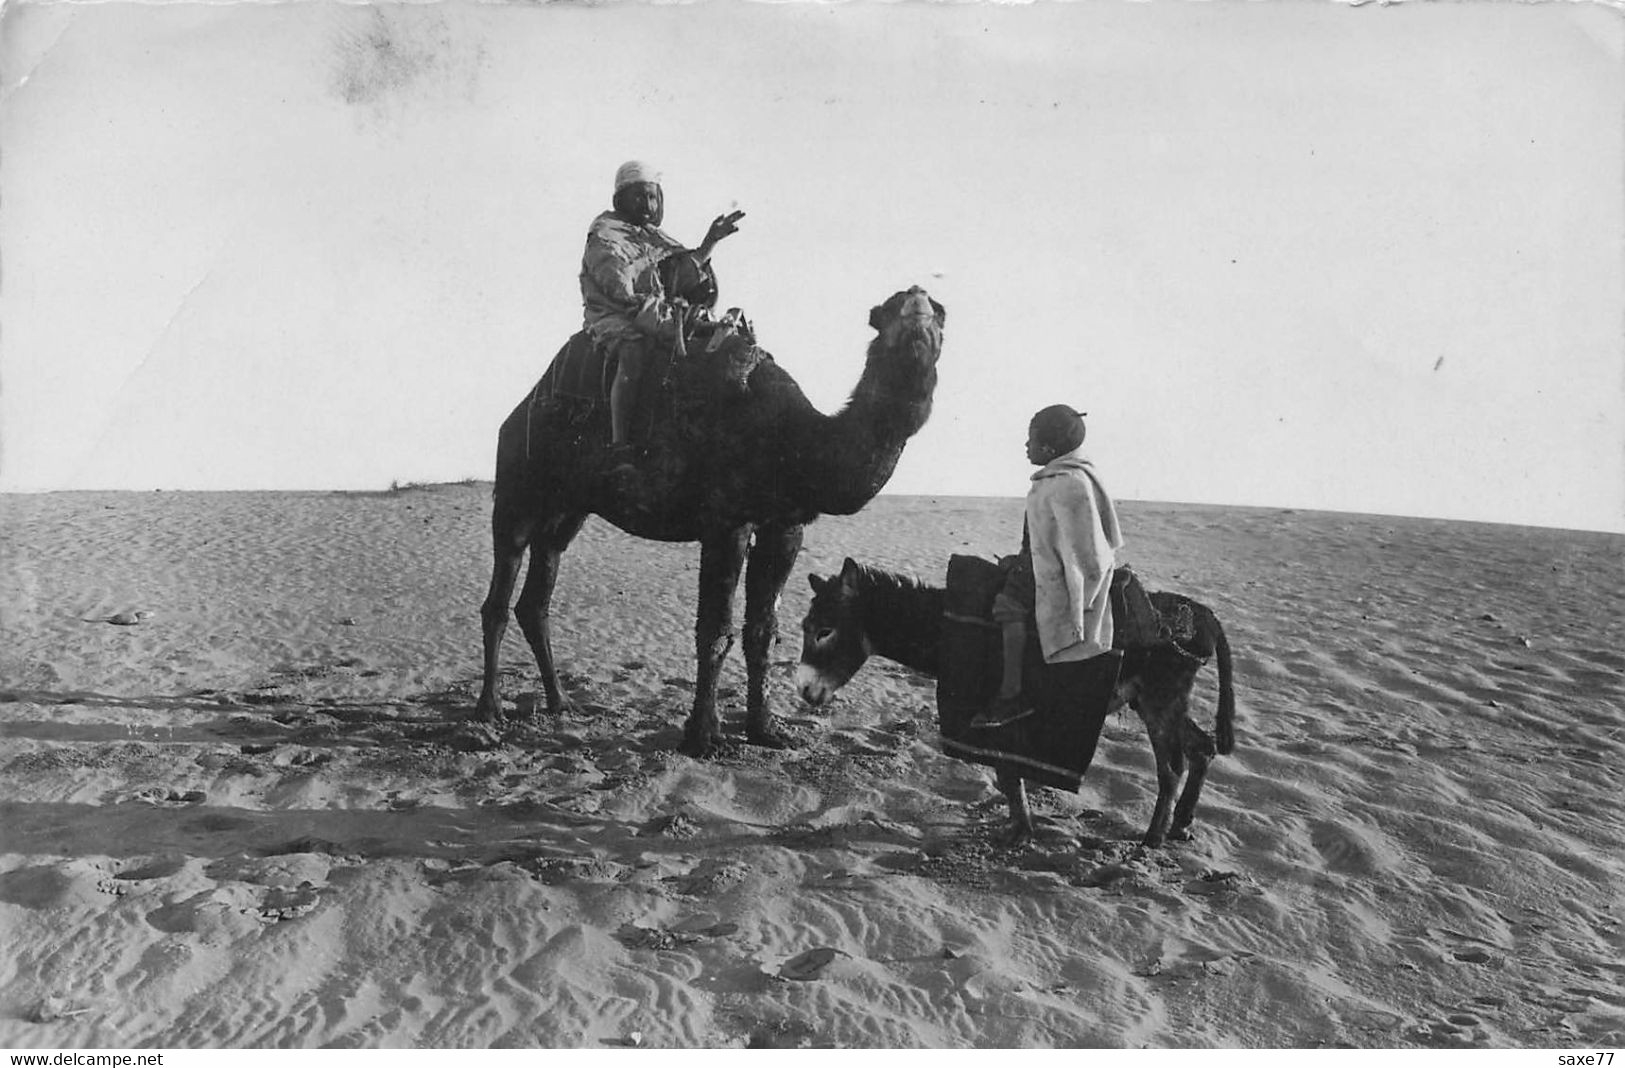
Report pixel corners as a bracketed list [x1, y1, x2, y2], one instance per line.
[705, 209, 746, 246]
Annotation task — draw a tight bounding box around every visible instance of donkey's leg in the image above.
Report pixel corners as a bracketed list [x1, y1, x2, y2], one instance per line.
[681, 526, 750, 758]
[1168, 755, 1210, 841]
[512, 512, 588, 717]
[475, 506, 535, 722]
[1140, 709, 1183, 848]
[995, 765, 1033, 846]
[1169, 715, 1216, 840]
[742, 523, 805, 748]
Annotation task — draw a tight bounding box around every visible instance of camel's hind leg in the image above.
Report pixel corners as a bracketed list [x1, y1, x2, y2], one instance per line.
[512, 512, 588, 717]
[476, 506, 534, 722]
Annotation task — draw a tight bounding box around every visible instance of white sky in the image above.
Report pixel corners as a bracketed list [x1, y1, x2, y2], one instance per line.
[2, 0, 1622, 532]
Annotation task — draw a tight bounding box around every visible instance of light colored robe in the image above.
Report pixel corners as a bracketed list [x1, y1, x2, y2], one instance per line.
[1026, 447, 1125, 663]
[579, 210, 686, 344]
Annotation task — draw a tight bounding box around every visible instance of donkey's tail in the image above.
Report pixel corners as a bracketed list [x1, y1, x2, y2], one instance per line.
[1210, 608, 1236, 755]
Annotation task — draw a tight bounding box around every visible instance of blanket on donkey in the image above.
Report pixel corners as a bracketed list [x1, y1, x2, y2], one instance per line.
[937, 554, 1122, 791]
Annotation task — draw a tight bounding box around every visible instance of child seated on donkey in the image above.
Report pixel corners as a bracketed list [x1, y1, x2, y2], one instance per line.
[971, 404, 1163, 729]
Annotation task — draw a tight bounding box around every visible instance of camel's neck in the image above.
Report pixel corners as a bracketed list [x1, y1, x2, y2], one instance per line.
[810, 339, 938, 515]
[859, 571, 944, 677]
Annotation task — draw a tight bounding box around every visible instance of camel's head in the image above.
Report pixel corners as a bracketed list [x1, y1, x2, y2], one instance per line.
[796, 558, 875, 708]
[869, 286, 945, 365]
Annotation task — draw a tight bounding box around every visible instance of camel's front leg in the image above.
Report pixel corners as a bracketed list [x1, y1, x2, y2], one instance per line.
[742, 523, 805, 748]
[680, 527, 750, 758]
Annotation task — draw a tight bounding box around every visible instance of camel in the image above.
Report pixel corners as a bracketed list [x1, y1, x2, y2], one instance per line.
[476, 287, 945, 757]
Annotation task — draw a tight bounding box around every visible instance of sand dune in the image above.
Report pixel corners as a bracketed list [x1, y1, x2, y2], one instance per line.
[1, 486, 1621, 1048]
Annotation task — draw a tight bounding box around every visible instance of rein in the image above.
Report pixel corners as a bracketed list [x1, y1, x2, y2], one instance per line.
[942, 611, 998, 630]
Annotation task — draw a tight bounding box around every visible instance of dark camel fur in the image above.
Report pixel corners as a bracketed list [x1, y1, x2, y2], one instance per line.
[796, 558, 1236, 846]
[477, 289, 945, 757]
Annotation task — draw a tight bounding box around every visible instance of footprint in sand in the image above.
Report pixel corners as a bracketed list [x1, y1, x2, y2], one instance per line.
[672, 914, 740, 938]
[777, 947, 842, 982]
[26, 995, 93, 1023]
[0, 864, 108, 911]
[664, 858, 751, 897]
[82, 610, 153, 626]
[743, 1017, 820, 1049]
[254, 882, 321, 922]
[96, 855, 189, 897]
[614, 917, 740, 951]
[1307, 818, 1393, 877]
[1183, 868, 1264, 899]
[1452, 947, 1496, 965]
[119, 856, 188, 881]
[143, 887, 266, 937]
[198, 850, 332, 922]
[647, 810, 702, 839]
[123, 787, 207, 807]
[516, 855, 625, 886]
[1399, 927, 1505, 970]
[1405, 1010, 1493, 1048]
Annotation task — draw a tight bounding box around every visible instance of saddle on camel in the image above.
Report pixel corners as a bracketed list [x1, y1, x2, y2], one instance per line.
[533, 253, 764, 449]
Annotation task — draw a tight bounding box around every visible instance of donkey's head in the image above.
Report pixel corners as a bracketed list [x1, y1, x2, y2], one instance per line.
[795, 558, 875, 708]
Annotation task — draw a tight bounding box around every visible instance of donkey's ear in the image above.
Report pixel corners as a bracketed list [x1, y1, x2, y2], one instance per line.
[808, 574, 828, 594]
[839, 557, 863, 587]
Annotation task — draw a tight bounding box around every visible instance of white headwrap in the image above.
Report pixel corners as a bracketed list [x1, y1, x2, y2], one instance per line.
[614, 160, 662, 192]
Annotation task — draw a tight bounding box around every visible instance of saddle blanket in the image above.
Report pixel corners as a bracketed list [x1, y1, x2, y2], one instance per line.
[936, 554, 1121, 791]
[536, 331, 624, 405]
[535, 323, 763, 410]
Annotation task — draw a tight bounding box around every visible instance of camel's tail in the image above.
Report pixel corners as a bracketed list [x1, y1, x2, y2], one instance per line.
[1208, 606, 1236, 756]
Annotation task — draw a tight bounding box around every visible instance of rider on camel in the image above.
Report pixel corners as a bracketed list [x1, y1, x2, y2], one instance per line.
[580, 160, 745, 468]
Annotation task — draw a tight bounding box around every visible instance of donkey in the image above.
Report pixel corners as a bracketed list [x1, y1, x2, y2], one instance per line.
[796, 558, 1236, 847]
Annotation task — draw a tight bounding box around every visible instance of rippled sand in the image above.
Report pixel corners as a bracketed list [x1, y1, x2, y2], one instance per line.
[1, 486, 1621, 1047]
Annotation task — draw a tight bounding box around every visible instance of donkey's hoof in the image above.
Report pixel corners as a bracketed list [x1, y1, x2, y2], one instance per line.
[472, 697, 503, 724]
[997, 821, 1033, 849]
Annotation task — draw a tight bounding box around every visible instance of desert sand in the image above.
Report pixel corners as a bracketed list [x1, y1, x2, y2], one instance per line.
[1, 485, 1621, 1048]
